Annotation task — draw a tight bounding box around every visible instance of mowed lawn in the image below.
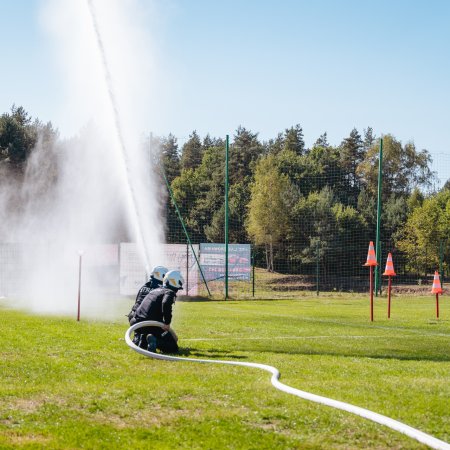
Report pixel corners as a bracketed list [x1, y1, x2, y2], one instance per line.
[1, 295, 449, 449]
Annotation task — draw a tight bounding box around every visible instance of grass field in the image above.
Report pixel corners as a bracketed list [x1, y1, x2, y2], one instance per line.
[1, 294, 449, 449]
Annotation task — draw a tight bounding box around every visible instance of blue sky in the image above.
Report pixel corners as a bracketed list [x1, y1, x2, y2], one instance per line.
[1, 0, 449, 185]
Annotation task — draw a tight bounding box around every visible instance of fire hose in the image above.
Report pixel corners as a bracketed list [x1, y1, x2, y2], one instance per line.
[125, 321, 449, 450]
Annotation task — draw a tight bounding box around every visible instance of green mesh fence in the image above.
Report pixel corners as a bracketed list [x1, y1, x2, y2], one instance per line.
[156, 129, 450, 299]
[0, 129, 448, 300]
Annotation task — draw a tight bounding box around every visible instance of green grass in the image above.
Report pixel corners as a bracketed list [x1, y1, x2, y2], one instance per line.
[1, 295, 449, 449]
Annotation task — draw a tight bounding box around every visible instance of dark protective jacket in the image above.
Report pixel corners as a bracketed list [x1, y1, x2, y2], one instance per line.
[127, 278, 161, 322]
[133, 287, 177, 325]
[135, 278, 161, 308]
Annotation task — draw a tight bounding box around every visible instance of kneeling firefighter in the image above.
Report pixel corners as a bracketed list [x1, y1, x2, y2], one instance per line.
[128, 265, 168, 347]
[127, 265, 168, 322]
[130, 269, 184, 354]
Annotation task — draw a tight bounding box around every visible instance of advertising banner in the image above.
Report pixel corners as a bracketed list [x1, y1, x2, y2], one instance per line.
[164, 244, 199, 296]
[119, 243, 199, 296]
[199, 243, 251, 282]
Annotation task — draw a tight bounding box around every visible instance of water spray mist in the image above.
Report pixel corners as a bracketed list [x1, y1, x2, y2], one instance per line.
[86, 0, 151, 269]
[0, 0, 167, 316]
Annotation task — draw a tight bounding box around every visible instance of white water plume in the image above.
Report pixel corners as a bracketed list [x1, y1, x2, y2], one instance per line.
[0, 0, 167, 316]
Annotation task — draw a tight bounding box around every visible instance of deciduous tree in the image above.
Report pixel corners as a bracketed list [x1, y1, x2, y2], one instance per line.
[247, 155, 296, 271]
[356, 134, 434, 197]
[396, 189, 450, 275]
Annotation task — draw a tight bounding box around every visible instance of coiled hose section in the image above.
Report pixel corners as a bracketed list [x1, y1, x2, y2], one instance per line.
[125, 321, 450, 450]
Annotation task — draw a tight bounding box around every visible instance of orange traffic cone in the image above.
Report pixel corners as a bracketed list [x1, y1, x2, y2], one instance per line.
[431, 271, 443, 294]
[383, 253, 396, 318]
[383, 253, 396, 276]
[364, 241, 378, 267]
[431, 271, 443, 319]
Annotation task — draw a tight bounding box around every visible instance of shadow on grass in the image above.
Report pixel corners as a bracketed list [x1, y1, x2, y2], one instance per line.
[175, 338, 450, 363]
[176, 347, 247, 360]
[165, 345, 450, 363]
[249, 346, 450, 363]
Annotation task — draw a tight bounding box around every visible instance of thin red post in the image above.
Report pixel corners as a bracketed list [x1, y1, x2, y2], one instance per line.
[436, 293, 439, 319]
[431, 270, 442, 320]
[364, 241, 377, 322]
[77, 253, 82, 321]
[370, 266, 374, 322]
[387, 276, 392, 318]
[382, 252, 396, 320]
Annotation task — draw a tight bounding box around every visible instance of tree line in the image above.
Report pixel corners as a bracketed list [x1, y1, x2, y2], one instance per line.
[157, 125, 448, 279]
[1, 105, 448, 279]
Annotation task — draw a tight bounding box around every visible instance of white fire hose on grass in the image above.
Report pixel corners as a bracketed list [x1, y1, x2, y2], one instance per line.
[125, 321, 450, 450]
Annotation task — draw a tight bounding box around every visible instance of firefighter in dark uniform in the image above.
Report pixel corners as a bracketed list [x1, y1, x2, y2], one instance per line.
[128, 265, 168, 323]
[130, 269, 184, 354]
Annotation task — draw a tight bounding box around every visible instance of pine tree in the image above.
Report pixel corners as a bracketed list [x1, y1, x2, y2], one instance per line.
[231, 126, 264, 183]
[160, 133, 180, 183]
[267, 132, 284, 155]
[202, 134, 214, 150]
[181, 130, 203, 171]
[0, 105, 37, 170]
[340, 128, 365, 192]
[314, 132, 329, 148]
[283, 124, 305, 155]
[203, 134, 224, 149]
[363, 127, 376, 150]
